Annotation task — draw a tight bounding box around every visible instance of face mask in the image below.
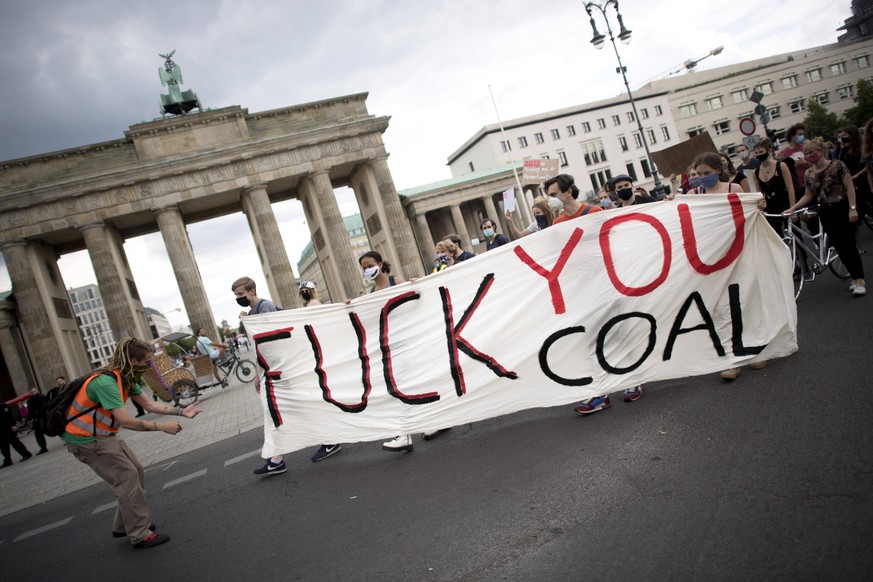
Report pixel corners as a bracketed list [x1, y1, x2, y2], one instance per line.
[755, 152, 769, 162]
[688, 176, 702, 189]
[837, 137, 846, 145]
[436, 255, 450, 265]
[128, 365, 150, 380]
[617, 187, 634, 201]
[483, 228, 494, 238]
[535, 215, 548, 229]
[235, 296, 251, 307]
[363, 266, 380, 280]
[739, 151, 750, 161]
[795, 135, 805, 145]
[547, 197, 564, 214]
[700, 174, 720, 189]
[805, 152, 822, 164]
[300, 289, 311, 301]
[721, 161, 729, 170]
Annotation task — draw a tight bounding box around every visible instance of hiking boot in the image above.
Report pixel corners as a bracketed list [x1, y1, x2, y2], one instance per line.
[574, 395, 611, 414]
[114, 523, 156, 538]
[253, 458, 287, 476]
[622, 386, 643, 402]
[382, 435, 413, 452]
[422, 428, 450, 441]
[720, 368, 741, 381]
[133, 533, 170, 549]
[311, 444, 342, 463]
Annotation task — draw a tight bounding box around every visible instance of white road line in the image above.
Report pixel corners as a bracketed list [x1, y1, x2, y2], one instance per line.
[224, 449, 262, 467]
[145, 460, 177, 473]
[92, 501, 117, 515]
[162, 468, 207, 490]
[14, 517, 74, 543]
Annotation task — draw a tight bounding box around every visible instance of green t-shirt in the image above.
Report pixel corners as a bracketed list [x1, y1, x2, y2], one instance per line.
[61, 374, 143, 444]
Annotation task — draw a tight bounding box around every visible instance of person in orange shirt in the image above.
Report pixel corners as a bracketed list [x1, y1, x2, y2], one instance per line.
[545, 174, 603, 223]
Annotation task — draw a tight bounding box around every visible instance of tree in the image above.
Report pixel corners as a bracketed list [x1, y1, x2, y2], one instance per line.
[802, 100, 843, 140]
[843, 78, 873, 128]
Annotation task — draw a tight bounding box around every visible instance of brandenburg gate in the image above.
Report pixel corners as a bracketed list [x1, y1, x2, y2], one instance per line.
[0, 92, 421, 394]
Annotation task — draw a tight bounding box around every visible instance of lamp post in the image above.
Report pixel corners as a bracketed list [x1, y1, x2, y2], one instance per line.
[584, 0, 667, 198]
[681, 46, 724, 74]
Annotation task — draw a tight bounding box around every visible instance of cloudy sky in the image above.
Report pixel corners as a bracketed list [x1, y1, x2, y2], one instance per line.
[0, 0, 851, 332]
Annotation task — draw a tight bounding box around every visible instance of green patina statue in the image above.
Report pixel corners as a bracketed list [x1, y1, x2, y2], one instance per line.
[158, 50, 202, 116]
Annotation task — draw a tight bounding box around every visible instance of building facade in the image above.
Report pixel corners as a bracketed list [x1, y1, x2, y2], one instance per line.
[297, 214, 370, 301]
[68, 284, 115, 368]
[144, 307, 173, 340]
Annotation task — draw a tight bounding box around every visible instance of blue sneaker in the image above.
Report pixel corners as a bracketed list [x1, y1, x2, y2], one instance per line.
[622, 386, 643, 402]
[253, 458, 287, 476]
[574, 395, 611, 414]
[311, 444, 342, 463]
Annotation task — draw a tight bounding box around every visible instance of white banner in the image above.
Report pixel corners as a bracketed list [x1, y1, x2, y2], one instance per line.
[244, 195, 797, 457]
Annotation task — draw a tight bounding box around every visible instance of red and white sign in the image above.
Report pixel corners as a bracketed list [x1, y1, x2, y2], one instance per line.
[522, 159, 560, 183]
[739, 117, 756, 136]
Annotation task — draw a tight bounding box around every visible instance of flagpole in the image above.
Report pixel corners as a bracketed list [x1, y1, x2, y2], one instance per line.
[488, 85, 526, 215]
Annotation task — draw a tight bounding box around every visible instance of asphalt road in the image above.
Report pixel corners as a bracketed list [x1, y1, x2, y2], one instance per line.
[1, 230, 872, 582]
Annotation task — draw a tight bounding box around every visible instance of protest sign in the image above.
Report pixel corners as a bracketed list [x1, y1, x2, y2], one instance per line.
[650, 132, 719, 177]
[522, 159, 560, 183]
[244, 195, 798, 457]
[502, 187, 516, 213]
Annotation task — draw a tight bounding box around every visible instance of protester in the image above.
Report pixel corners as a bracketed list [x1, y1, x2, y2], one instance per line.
[688, 152, 745, 194]
[0, 400, 31, 467]
[194, 327, 228, 387]
[299, 281, 343, 463]
[833, 125, 869, 226]
[47, 376, 66, 401]
[735, 142, 761, 176]
[444, 234, 476, 262]
[433, 240, 458, 273]
[777, 123, 810, 189]
[783, 137, 866, 297]
[862, 119, 873, 221]
[480, 218, 509, 251]
[504, 196, 555, 239]
[754, 138, 797, 232]
[27, 387, 49, 454]
[232, 276, 286, 476]
[721, 153, 750, 193]
[545, 174, 602, 223]
[62, 337, 201, 549]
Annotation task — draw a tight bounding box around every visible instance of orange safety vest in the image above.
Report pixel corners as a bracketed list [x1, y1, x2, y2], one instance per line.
[65, 370, 128, 438]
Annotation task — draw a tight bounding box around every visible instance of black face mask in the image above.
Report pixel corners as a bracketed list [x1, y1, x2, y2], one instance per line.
[236, 296, 251, 307]
[300, 290, 311, 301]
[535, 215, 548, 229]
[755, 153, 769, 162]
[617, 187, 634, 201]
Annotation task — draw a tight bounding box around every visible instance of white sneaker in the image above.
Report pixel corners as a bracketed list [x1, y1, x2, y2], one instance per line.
[720, 368, 741, 381]
[853, 284, 866, 297]
[382, 435, 413, 452]
[849, 281, 857, 292]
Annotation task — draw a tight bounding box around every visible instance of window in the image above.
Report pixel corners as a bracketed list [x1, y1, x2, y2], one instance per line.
[625, 162, 637, 181]
[660, 126, 671, 141]
[806, 68, 822, 82]
[633, 132, 643, 148]
[782, 75, 798, 89]
[580, 139, 607, 165]
[517, 136, 528, 148]
[679, 103, 698, 117]
[500, 140, 511, 153]
[612, 114, 621, 126]
[640, 159, 652, 178]
[640, 108, 649, 119]
[618, 136, 628, 151]
[589, 169, 613, 192]
[541, 154, 550, 159]
[581, 121, 591, 133]
[707, 95, 724, 110]
[468, 161, 475, 172]
[534, 132, 544, 144]
[654, 105, 663, 116]
[550, 128, 561, 140]
[789, 99, 806, 114]
[731, 89, 748, 103]
[723, 144, 738, 157]
[831, 61, 847, 76]
[855, 54, 870, 69]
[646, 129, 657, 145]
[814, 92, 830, 105]
[688, 126, 705, 138]
[754, 81, 773, 95]
[714, 120, 731, 136]
[566, 125, 576, 137]
[627, 111, 635, 123]
[767, 105, 781, 120]
[596, 118, 606, 129]
[558, 151, 569, 167]
[837, 84, 854, 100]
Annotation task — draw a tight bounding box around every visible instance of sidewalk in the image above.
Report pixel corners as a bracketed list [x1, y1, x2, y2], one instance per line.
[0, 374, 264, 518]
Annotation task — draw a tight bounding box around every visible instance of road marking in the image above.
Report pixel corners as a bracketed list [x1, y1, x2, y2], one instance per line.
[14, 517, 74, 542]
[224, 449, 262, 467]
[162, 468, 207, 490]
[145, 460, 177, 473]
[92, 501, 118, 515]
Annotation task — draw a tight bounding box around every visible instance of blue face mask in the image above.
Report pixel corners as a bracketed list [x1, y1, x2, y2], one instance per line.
[483, 228, 494, 238]
[795, 135, 805, 145]
[689, 176, 702, 189]
[535, 215, 548, 229]
[699, 174, 720, 189]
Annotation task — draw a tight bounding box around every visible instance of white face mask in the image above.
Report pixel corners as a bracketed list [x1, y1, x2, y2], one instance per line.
[363, 266, 380, 280]
[739, 150, 750, 161]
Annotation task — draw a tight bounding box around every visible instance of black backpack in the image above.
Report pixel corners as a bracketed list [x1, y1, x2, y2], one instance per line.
[41, 370, 115, 437]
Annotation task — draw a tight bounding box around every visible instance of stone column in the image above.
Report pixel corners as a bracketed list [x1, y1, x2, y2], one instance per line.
[481, 195, 501, 232]
[241, 183, 299, 309]
[302, 171, 361, 300]
[0, 302, 33, 395]
[80, 222, 151, 341]
[412, 212, 434, 267]
[368, 156, 422, 277]
[449, 204, 473, 250]
[154, 206, 217, 334]
[516, 188, 533, 225]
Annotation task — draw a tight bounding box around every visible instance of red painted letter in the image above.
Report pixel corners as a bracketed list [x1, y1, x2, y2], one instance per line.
[600, 213, 672, 296]
[679, 193, 746, 275]
[514, 228, 584, 314]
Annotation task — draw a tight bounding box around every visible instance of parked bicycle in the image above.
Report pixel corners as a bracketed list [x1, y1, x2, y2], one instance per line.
[764, 207, 850, 300]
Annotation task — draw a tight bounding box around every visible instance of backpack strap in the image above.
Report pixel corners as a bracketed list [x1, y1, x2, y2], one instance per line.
[580, 205, 593, 217]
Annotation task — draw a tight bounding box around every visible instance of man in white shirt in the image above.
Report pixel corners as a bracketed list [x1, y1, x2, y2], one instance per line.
[195, 327, 227, 386]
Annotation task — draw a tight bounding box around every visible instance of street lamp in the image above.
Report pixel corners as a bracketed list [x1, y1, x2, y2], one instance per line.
[584, 0, 667, 198]
[682, 46, 724, 73]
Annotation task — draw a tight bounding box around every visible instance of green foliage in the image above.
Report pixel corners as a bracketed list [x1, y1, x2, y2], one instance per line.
[239, 321, 245, 335]
[843, 79, 873, 128]
[802, 100, 843, 140]
[163, 337, 196, 357]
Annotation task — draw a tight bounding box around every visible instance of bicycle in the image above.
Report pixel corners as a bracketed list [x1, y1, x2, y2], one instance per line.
[764, 208, 850, 300]
[215, 345, 257, 384]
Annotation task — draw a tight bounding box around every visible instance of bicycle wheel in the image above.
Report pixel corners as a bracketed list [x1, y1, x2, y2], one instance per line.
[171, 379, 199, 407]
[829, 250, 851, 279]
[235, 359, 256, 383]
[792, 252, 804, 300]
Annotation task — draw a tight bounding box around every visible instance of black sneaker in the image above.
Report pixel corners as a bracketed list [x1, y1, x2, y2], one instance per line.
[1, 459, 12, 468]
[133, 533, 170, 549]
[311, 444, 342, 462]
[37, 448, 48, 455]
[20, 453, 32, 462]
[114, 523, 156, 538]
[253, 459, 287, 476]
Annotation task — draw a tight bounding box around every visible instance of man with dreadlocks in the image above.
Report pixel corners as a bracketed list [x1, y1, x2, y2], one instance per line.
[61, 337, 202, 549]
